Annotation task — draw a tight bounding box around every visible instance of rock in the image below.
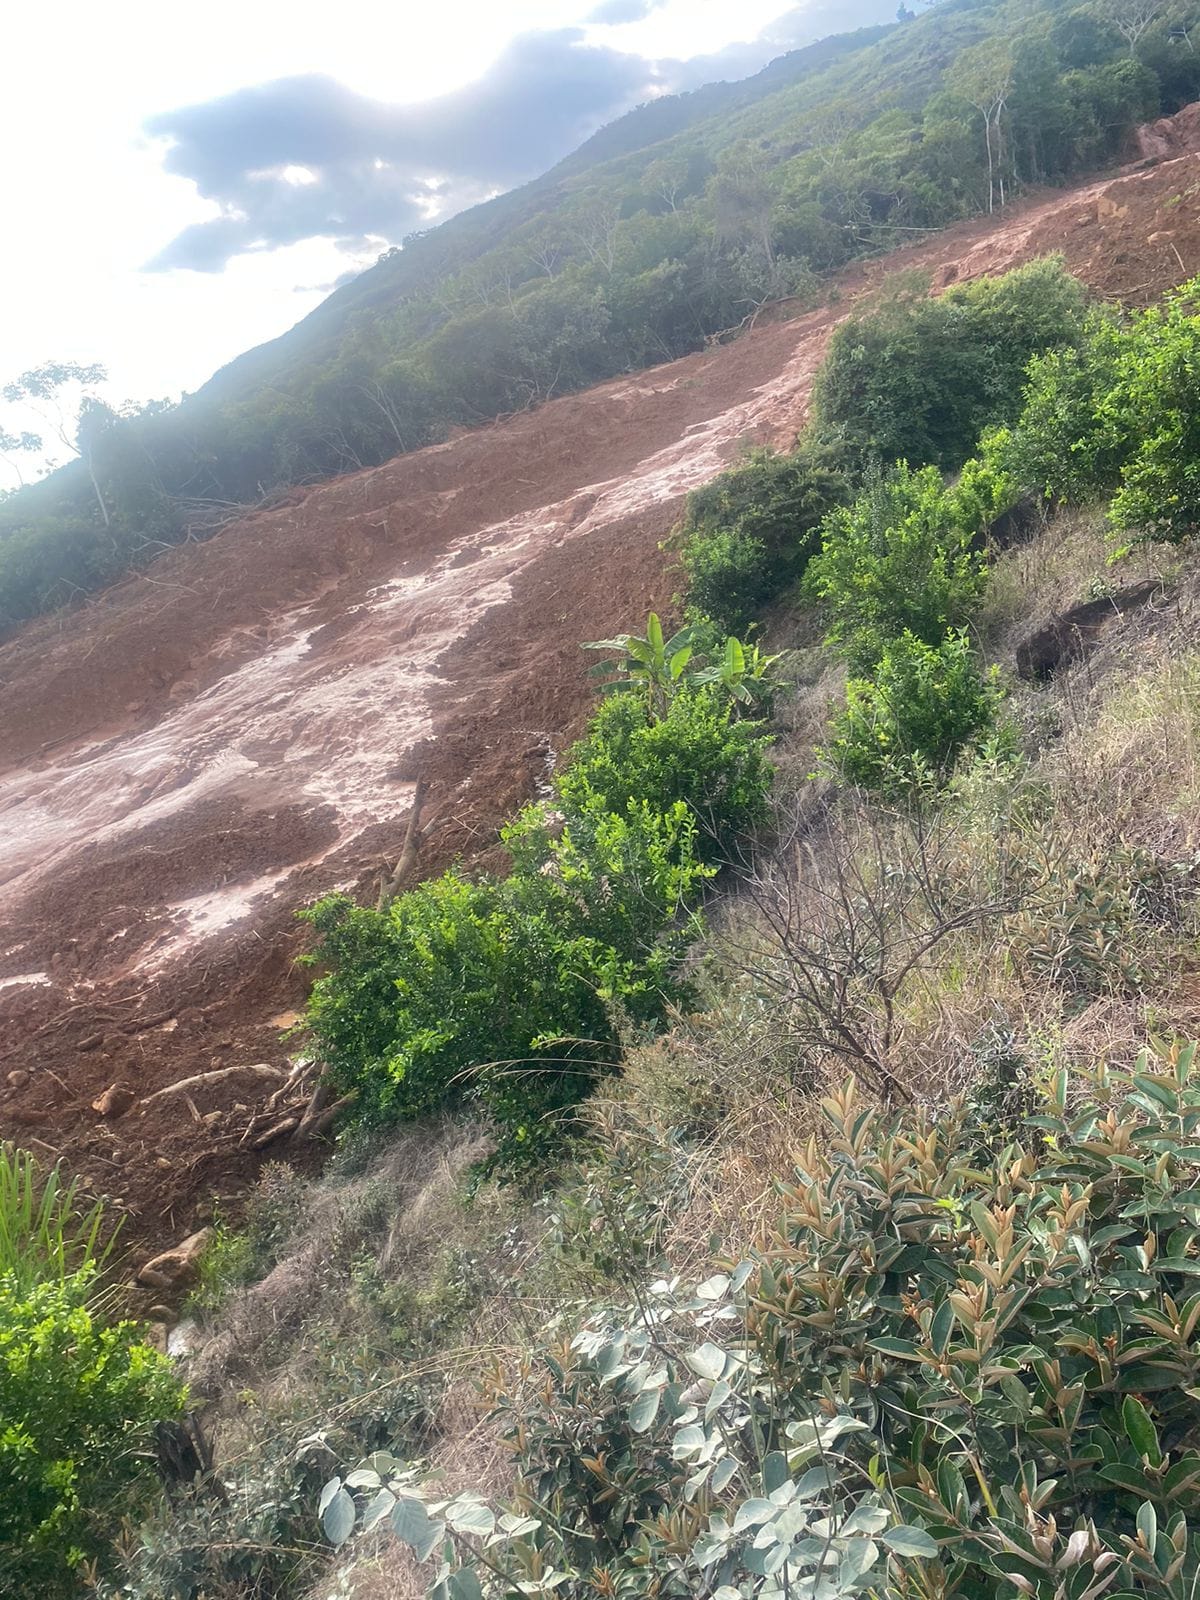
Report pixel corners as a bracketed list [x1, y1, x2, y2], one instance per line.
[983, 494, 1041, 552]
[146, 1322, 169, 1355]
[136, 1227, 212, 1291]
[92, 1083, 135, 1118]
[147, 1304, 175, 1323]
[6, 1069, 30, 1089]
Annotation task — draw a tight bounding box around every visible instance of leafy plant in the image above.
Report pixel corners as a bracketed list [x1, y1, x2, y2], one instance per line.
[812, 257, 1088, 472]
[0, 1268, 184, 1596]
[749, 1043, 1200, 1597]
[677, 441, 849, 633]
[1001, 279, 1200, 545]
[304, 795, 709, 1169]
[691, 635, 781, 711]
[805, 462, 992, 671]
[822, 630, 1002, 799]
[584, 611, 697, 716]
[0, 1144, 109, 1297]
[556, 685, 772, 862]
[320, 1271, 933, 1598]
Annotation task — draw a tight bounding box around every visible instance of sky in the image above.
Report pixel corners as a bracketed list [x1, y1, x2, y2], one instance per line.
[0, 0, 885, 479]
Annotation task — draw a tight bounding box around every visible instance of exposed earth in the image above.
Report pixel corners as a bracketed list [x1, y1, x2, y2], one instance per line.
[4, 110, 1200, 1269]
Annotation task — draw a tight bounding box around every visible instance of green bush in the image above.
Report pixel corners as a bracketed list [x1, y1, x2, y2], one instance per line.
[805, 461, 994, 670]
[748, 1045, 1200, 1597]
[824, 629, 1001, 798]
[305, 795, 711, 1166]
[322, 1273, 932, 1599]
[1003, 280, 1200, 545]
[0, 1268, 184, 1596]
[677, 441, 848, 633]
[556, 684, 773, 860]
[813, 257, 1088, 471]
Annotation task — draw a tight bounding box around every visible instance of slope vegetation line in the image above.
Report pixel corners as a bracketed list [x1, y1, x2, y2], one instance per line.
[2, 124, 1199, 1256]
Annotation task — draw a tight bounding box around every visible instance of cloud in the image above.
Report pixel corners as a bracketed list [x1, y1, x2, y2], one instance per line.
[146, 30, 659, 271]
[586, 0, 668, 22]
[146, 3, 894, 273]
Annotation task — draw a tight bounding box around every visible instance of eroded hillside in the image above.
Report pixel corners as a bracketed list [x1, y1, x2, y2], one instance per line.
[3, 119, 1200, 1257]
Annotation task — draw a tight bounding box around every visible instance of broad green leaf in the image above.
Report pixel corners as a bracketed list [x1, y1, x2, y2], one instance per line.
[1123, 1396, 1163, 1467]
[883, 1525, 939, 1558]
[322, 1486, 356, 1548]
[629, 1386, 661, 1433]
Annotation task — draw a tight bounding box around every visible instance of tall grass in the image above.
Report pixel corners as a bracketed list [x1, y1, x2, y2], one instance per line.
[0, 1144, 110, 1296]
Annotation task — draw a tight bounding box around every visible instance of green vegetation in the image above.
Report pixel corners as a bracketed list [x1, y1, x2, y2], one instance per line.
[997, 278, 1200, 544]
[813, 257, 1089, 471]
[303, 660, 771, 1169]
[0, 1149, 183, 1595]
[824, 628, 1003, 797]
[677, 441, 848, 634]
[324, 1042, 1200, 1599]
[804, 460, 1000, 670]
[3, 0, 1196, 629]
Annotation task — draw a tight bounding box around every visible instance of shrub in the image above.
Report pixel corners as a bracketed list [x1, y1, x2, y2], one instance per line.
[1003, 280, 1200, 545]
[556, 684, 773, 861]
[304, 796, 711, 1166]
[325, 1041, 1200, 1599]
[0, 1267, 184, 1596]
[321, 1272, 932, 1598]
[805, 462, 992, 670]
[749, 1045, 1200, 1597]
[677, 440, 848, 633]
[813, 256, 1088, 471]
[823, 630, 1001, 798]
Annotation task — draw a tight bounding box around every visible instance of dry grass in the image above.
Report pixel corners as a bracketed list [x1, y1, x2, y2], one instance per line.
[168, 508, 1200, 1600]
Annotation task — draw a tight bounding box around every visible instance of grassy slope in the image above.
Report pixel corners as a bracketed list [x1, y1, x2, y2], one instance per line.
[148, 505, 1200, 1600]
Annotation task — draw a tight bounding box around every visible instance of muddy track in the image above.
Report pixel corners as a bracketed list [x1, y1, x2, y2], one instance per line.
[3, 114, 1200, 1263]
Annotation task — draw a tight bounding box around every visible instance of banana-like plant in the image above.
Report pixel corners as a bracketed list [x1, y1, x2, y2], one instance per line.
[583, 611, 696, 716]
[692, 634, 781, 709]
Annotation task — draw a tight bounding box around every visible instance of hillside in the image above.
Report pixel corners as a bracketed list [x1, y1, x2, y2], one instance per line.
[3, 0, 1197, 632]
[3, 116, 1200, 1265]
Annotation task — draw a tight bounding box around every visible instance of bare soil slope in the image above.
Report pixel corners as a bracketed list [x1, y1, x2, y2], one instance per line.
[4, 123, 1200, 1259]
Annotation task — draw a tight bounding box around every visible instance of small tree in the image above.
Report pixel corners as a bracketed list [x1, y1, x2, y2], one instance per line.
[1100, 0, 1167, 51]
[1, 362, 112, 524]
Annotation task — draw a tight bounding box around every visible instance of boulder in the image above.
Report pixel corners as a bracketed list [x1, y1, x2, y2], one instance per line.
[136, 1227, 212, 1291]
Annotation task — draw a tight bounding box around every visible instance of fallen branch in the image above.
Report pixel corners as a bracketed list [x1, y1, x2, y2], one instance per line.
[250, 1116, 298, 1149]
[139, 1064, 286, 1108]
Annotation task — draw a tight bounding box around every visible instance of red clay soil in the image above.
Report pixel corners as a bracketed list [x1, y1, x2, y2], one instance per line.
[3, 112, 1200, 1272]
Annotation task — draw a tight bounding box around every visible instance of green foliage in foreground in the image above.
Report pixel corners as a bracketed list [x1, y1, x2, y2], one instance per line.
[824, 629, 1002, 799]
[677, 441, 849, 634]
[813, 256, 1089, 473]
[0, 1144, 108, 1298]
[0, 1268, 184, 1597]
[997, 278, 1200, 546]
[556, 684, 773, 861]
[805, 459, 1002, 672]
[305, 799, 708, 1167]
[304, 683, 771, 1165]
[324, 1040, 1200, 1598]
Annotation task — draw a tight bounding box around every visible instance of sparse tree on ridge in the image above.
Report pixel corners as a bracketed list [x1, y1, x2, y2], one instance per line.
[1099, 0, 1168, 50]
[956, 41, 1016, 213]
[1, 361, 112, 523]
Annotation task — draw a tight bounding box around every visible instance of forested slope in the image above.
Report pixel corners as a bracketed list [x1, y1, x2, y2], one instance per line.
[3, 0, 1198, 628]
